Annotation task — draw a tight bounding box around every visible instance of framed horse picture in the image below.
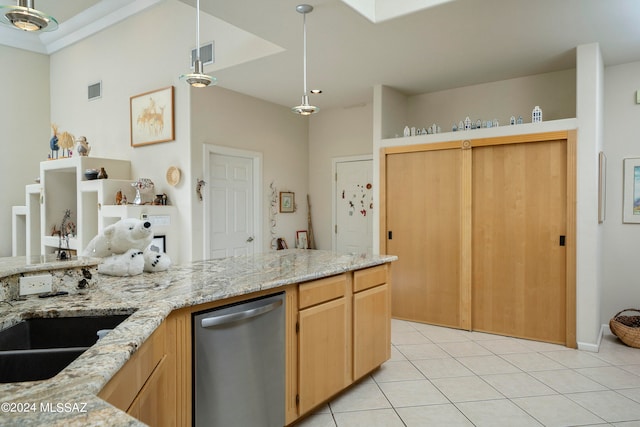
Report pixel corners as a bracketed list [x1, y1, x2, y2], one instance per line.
[130, 86, 175, 147]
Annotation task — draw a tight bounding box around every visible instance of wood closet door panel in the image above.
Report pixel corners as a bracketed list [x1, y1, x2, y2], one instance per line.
[472, 140, 567, 344]
[386, 149, 462, 328]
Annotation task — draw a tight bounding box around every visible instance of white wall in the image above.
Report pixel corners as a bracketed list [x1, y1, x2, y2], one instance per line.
[189, 87, 309, 259]
[601, 60, 640, 323]
[0, 45, 49, 257]
[308, 103, 374, 250]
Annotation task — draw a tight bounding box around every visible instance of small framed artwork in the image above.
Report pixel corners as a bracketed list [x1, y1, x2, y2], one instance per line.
[150, 235, 166, 253]
[296, 230, 308, 249]
[130, 86, 175, 147]
[280, 192, 295, 213]
[623, 157, 640, 223]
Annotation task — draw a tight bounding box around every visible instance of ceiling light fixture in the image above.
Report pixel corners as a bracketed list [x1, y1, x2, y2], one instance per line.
[292, 4, 319, 116]
[180, 0, 216, 88]
[0, 0, 57, 32]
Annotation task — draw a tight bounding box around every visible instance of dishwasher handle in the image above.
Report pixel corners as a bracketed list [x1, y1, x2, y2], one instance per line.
[200, 299, 283, 328]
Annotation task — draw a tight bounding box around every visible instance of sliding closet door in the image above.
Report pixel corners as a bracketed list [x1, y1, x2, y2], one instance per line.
[472, 139, 567, 344]
[386, 148, 463, 328]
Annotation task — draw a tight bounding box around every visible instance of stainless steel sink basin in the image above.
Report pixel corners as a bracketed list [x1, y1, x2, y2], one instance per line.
[0, 315, 130, 383]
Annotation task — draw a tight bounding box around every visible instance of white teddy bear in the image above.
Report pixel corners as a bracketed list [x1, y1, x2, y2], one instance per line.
[82, 218, 171, 276]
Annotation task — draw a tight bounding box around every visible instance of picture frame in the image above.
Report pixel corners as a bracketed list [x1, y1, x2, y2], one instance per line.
[279, 192, 295, 213]
[130, 86, 175, 147]
[296, 230, 308, 249]
[150, 235, 166, 253]
[623, 157, 640, 223]
[598, 151, 606, 224]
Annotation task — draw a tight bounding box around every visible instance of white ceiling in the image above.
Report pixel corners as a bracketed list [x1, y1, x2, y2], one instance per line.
[2, 0, 640, 111]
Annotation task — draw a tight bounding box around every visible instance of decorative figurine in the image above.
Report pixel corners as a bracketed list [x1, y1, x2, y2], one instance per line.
[510, 116, 516, 125]
[76, 136, 91, 156]
[517, 116, 524, 125]
[464, 117, 471, 130]
[403, 126, 410, 137]
[49, 124, 59, 159]
[532, 106, 543, 123]
[58, 131, 74, 157]
[97, 167, 108, 179]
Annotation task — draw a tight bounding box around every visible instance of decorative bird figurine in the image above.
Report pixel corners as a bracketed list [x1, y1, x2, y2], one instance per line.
[76, 136, 91, 156]
[49, 124, 59, 159]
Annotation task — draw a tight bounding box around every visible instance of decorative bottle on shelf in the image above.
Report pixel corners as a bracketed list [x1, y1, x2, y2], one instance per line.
[97, 167, 108, 179]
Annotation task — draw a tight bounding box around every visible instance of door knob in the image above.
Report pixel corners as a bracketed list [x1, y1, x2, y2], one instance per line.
[246, 236, 254, 242]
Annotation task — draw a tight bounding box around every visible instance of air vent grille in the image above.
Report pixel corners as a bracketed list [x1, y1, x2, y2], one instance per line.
[88, 81, 102, 101]
[191, 42, 215, 68]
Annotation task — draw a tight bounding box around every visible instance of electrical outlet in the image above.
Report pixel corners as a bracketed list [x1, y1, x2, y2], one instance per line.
[19, 274, 53, 296]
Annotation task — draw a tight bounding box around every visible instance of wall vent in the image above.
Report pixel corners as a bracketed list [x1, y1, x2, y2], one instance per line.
[88, 81, 102, 101]
[190, 42, 215, 68]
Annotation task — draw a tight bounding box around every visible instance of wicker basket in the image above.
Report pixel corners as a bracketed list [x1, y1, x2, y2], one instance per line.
[609, 309, 640, 348]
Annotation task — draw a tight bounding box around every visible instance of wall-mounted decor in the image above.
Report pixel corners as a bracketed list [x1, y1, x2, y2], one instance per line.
[130, 86, 174, 147]
[150, 235, 166, 253]
[296, 230, 308, 249]
[623, 157, 640, 223]
[280, 191, 295, 213]
[598, 151, 606, 224]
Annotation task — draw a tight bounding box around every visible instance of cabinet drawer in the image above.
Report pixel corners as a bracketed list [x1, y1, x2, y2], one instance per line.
[98, 321, 166, 412]
[353, 265, 387, 293]
[299, 274, 346, 309]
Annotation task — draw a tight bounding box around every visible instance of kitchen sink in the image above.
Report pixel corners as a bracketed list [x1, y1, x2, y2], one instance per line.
[0, 315, 130, 383]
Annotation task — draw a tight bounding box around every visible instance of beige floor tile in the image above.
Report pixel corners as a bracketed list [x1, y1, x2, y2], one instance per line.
[413, 324, 470, 343]
[412, 357, 474, 379]
[295, 413, 336, 427]
[477, 338, 533, 354]
[437, 341, 493, 358]
[456, 355, 521, 375]
[541, 348, 611, 368]
[567, 390, 640, 423]
[391, 318, 417, 333]
[389, 345, 407, 361]
[333, 408, 404, 427]
[512, 394, 606, 427]
[576, 366, 640, 389]
[371, 360, 425, 383]
[329, 381, 390, 413]
[391, 330, 432, 345]
[378, 379, 449, 407]
[530, 369, 607, 393]
[396, 404, 474, 427]
[500, 352, 565, 372]
[618, 387, 640, 404]
[457, 398, 543, 427]
[431, 376, 503, 402]
[395, 343, 450, 360]
[622, 365, 640, 376]
[481, 372, 556, 398]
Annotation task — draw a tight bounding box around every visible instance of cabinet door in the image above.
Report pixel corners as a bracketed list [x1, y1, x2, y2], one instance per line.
[386, 148, 463, 328]
[353, 283, 390, 380]
[128, 356, 171, 426]
[298, 297, 348, 415]
[472, 139, 567, 344]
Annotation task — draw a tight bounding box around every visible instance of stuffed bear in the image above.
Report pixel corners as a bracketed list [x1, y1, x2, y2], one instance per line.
[82, 218, 171, 276]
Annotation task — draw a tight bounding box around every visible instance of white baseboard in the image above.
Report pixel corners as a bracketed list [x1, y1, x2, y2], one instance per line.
[577, 324, 608, 352]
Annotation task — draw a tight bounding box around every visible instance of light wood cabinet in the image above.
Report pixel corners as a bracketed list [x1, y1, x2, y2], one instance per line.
[298, 274, 350, 415]
[353, 264, 391, 380]
[98, 321, 172, 425]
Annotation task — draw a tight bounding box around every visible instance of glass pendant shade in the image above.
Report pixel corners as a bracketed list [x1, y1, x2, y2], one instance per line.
[0, 0, 58, 32]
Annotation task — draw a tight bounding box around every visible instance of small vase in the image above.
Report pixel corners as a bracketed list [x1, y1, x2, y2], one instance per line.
[97, 167, 108, 179]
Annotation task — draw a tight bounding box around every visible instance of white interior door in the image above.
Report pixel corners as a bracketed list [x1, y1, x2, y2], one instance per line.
[206, 149, 259, 259]
[335, 158, 373, 254]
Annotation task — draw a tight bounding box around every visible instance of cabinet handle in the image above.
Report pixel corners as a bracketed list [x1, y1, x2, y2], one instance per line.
[200, 299, 282, 328]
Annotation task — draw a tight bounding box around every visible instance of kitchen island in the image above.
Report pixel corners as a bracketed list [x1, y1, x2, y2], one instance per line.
[0, 249, 396, 426]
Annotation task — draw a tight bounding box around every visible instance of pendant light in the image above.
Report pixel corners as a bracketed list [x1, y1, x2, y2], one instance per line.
[0, 0, 57, 32]
[180, 0, 216, 88]
[291, 4, 318, 115]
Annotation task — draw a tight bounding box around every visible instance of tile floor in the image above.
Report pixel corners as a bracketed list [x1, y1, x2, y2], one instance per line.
[295, 319, 640, 427]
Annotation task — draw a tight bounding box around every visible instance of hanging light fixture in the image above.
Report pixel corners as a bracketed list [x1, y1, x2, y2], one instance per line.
[291, 4, 319, 115]
[180, 0, 216, 88]
[0, 0, 58, 32]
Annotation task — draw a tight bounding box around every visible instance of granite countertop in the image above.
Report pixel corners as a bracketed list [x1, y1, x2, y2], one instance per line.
[0, 249, 396, 426]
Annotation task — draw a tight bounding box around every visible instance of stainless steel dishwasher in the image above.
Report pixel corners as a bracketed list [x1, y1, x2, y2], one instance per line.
[193, 292, 285, 427]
